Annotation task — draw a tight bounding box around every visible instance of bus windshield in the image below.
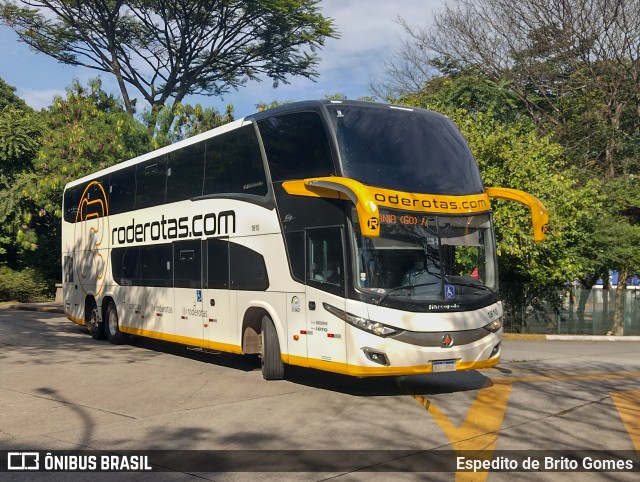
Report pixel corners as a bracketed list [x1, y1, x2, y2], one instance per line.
[352, 210, 498, 308]
[327, 104, 484, 195]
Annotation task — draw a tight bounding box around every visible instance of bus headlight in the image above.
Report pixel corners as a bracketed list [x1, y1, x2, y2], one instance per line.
[323, 303, 403, 337]
[483, 318, 503, 333]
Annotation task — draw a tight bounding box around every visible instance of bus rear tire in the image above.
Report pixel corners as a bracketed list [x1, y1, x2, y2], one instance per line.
[105, 301, 128, 345]
[87, 302, 105, 340]
[261, 316, 284, 380]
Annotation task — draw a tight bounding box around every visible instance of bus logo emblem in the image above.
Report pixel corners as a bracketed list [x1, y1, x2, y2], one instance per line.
[75, 180, 110, 296]
[441, 334, 454, 348]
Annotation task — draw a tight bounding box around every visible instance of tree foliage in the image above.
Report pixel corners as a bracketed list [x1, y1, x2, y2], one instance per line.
[379, 0, 640, 179]
[0, 80, 41, 259]
[147, 102, 235, 148]
[0, 105, 41, 178]
[0, 76, 28, 110]
[0, 78, 149, 279]
[0, 0, 337, 128]
[0, 265, 50, 301]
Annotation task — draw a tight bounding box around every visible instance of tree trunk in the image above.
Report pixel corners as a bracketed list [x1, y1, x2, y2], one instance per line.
[610, 267, 628, 336]
[602, 274, 610, 329]
[108, 48, 135, 116]
[577, 272, 600, 325]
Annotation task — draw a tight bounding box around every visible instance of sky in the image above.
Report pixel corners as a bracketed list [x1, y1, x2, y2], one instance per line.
[0, 0, 444, 119]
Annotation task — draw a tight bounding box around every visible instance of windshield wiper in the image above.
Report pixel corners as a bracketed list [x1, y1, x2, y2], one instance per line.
[375, 282, 439, 306]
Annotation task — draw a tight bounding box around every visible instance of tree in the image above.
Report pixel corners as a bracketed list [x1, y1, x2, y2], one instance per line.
[148, 101, 235, 148]
[0, 76, 28, 110]
[0, 104, 40, 180]
[0, 78, 149, 280]
[378, 0, 640, 179]
[586, 177, 640, 335]
[370, 16, 438, 100]
[0, 0, 338, 129]
[397, 69, 525, 123]
[0, 78, 41, 262]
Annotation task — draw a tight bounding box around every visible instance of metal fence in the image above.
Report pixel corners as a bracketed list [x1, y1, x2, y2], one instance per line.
[503, 288, 640, 335]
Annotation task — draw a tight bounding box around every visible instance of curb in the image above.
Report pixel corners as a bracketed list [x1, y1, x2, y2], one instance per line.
[546, 334, 640, 341]
[0, 303, 65, 314]
[503, 333, 640, 341]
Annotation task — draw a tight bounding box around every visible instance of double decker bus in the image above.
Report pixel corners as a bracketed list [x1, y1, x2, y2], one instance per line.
[62, 100, 548, 380]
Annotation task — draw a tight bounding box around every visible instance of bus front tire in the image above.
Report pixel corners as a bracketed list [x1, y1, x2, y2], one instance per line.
[261, 316, 284, 380]
[106, 301, 128, 345]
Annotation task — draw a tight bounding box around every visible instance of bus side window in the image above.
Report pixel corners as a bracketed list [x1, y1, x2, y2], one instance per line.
[206, 239, 229, 289]
[64, 177, 110, 222]
[284, 231, 305, 282]
[166, 143, 206, 203]
[136, 156, 167, 209]
[63, 184, 83, 222]
[138, 244, 173, 287]
[111, 247, 140, 286]
[174, 240, 201, 289]
[203, 125, 268, 197]
[229, 243, 269, 291]
[258, 111, 335, 182]
[109, 166, 136, 215]
[306, 228, 344, 294]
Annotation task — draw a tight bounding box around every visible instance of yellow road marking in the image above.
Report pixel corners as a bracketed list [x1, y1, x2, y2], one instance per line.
[495, 372, 640, 384]
[411, 371, 640, 480]
[610, 389, 640, 453]
[412, 381, 512, 482]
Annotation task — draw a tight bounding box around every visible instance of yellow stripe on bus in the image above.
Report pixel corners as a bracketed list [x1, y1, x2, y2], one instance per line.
[284, 354, 499, 377]
[67, 314, 86, 326]
[119, 325, 244, 355]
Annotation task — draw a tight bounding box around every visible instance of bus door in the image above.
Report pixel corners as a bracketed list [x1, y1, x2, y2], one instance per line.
[305, 227, 347, 365]
[202, 238, 232, 348]
[173, 240, 205, 342]
[112, 246, 147, 331]
[139, 244, 173, 335]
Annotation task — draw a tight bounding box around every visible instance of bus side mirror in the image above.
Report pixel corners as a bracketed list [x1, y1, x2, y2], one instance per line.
[282, 177, 380, 237]
[486, 187, 549, 242]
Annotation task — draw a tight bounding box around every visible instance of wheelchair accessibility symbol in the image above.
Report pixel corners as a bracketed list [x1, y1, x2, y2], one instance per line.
[196, 289, 202, 302]
[444, 284, 456, 301]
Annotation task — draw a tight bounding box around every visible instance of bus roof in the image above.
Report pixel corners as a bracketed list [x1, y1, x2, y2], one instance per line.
[63, 99, 443, 190]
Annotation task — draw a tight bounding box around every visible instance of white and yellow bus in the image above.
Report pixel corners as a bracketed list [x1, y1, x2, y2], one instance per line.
[62, 100, 548, 380]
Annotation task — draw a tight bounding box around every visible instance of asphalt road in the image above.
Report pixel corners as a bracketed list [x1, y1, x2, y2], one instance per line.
[0, 308, 639, 481]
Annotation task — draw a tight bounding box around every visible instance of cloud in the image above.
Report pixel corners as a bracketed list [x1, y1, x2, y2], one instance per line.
[17, 88, 66, 110]
[1, 1, 445, 117]
[215, 0, 444, 117]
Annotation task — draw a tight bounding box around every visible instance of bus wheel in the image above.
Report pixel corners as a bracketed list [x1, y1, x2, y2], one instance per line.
[261, 316, 284, 380]
[87, 303, 105, 340]
[105, 301, 128, 345]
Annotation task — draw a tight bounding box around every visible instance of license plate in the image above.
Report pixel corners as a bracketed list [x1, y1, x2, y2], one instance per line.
[432, 360, 457, 372]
